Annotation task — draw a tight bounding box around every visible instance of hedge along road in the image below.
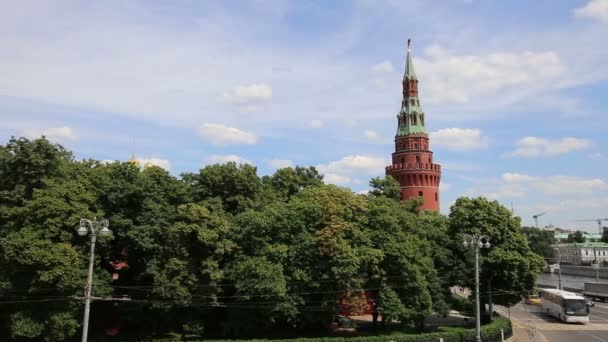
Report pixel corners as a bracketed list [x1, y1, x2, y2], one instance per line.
[497, 302, 608, 342]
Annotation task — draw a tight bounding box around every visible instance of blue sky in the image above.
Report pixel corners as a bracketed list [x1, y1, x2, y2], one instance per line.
[1, 0, 607, 230]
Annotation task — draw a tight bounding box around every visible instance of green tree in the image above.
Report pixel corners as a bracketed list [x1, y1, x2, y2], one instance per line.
[0, 139, 112, 341]
[264, 166, 323, 200]
[566, 230, 586, 243]
[522, 226, 557, 258]
[364, 196, 444, 329]
[368, 176, 401, 200]
[185, 162, 261, 214]
[602, 229, 608, 243]
[449, 197, 544, 307]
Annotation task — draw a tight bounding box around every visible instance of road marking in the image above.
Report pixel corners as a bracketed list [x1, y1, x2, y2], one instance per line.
[589, 314, 608, 323]
[533, 323, 608, 330]
[592, 307, 608, 315]
[578, 331, 608, 342]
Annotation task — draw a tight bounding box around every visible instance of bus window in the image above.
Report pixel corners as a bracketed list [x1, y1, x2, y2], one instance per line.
[565, 299, 588, 316]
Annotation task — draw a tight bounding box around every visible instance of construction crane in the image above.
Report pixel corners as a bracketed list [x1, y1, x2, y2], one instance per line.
[533, 212, 547, 228]
[576, 218, 608, 234]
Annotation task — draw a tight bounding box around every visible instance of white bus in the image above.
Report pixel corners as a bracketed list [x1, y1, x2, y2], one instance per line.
[540, 289, 589, 324]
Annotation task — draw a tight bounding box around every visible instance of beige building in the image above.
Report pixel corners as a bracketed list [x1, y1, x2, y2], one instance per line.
[555, 242, 608, 265]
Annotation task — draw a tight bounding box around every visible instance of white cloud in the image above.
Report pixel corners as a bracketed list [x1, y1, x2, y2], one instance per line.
[441, 161, 479, 172]
[137, 157, 171, 170]
[574, 0, 608, 22]
[589, 152, 604, 159]
[267, 159, 294, 169]
[483, 186, 527, 200]
[364, 130, 378, 140]
[502, 172, 538, 183]
[317, 155, 387, 176]
[371, 61, 394, 73]
[465, 173, 608, 199]
[23, 126, 77, 142]
[535, 176, 608, 195]
[309, 120, 324, 128]
[502, 173, 607, 196]
[508, 136, 591, 157]
[222, 83, 273, 105]
[430, 128, 488, 151]
[198, 123, 258, 145]
[417, 45, 564, 105]
[439, 181, 451, 191]
[324, 173, 351, 185]
[206, 154, 253, 165]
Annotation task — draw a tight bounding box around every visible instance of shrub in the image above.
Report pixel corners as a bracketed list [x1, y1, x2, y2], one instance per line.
[200, 317, 512, 342]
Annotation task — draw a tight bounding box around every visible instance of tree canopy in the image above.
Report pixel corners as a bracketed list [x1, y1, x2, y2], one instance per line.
[0, 137, 544, 340]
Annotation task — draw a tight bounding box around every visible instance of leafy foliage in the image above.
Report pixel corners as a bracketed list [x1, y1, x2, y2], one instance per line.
[521, 227, 556, 258]
[0, 138, 533, 340]
[566, 230, 586, 243]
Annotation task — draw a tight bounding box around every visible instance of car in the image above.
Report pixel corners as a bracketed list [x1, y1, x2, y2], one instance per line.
[585, 297, 595, 307]
[525, 295, 541, 305]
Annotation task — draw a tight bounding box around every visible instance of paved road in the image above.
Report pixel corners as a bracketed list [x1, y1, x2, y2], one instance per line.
[496, 302, 608, 342]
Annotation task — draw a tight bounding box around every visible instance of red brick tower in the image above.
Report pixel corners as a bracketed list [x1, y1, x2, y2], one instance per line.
[385, 40, 441, 212]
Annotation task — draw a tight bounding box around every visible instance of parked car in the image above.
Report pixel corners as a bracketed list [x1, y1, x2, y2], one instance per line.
[525, 295, 541, 305]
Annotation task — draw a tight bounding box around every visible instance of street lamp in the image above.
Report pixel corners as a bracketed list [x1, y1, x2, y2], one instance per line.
[555, 239, 562, 290]
[463, 234, 491, 342]
[77, 218, 111, 342]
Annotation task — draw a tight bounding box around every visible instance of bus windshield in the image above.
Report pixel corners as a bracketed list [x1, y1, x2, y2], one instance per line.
[564, 299, 588, 316]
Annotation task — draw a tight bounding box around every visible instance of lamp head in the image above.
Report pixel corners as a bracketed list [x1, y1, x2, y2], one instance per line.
[484, 242, 491, 249]
[463, 241, 468, 247]
[77, 226, 88, 237]
[477, 241, 483, 248]
[99, 226, 112, 237]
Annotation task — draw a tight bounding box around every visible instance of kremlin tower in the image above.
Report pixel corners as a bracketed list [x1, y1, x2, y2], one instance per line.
[385, 40, 441, 212]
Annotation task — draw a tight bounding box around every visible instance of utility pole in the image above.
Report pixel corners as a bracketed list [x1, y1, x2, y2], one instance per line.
[487, 280, 493, 322]
[556, 240, 562, 290]
[77, 218, 111, 342]
[595, 247, 600, 283]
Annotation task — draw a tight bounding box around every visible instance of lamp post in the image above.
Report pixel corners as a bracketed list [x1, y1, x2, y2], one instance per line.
[555, 239, 562, 290]
[77, 218, 111, 342]
[463, 234, 491, 342]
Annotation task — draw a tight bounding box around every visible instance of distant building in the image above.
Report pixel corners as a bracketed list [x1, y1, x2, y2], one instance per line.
[385, 40, 441, 212]
[554, 232, 602, 241]
[555, 242, 608, 265]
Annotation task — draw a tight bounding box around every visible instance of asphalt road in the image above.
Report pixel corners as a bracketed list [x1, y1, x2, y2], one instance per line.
[496, 302, 608, 342]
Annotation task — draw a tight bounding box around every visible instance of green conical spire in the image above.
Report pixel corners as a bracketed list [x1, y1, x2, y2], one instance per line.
[396, 38, 426, 136]
[404, 38, 417, 80]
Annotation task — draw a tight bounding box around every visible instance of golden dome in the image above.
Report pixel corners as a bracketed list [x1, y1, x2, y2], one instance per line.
[128, 153, 141, 167]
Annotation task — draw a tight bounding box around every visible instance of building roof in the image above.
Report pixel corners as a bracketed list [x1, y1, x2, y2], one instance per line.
[404, 38, 417, 80]
[556, 242, 608, 248]
[397, 40, 427, 136]
[540, 288, 584, 299]
[555, 232, 602, 240]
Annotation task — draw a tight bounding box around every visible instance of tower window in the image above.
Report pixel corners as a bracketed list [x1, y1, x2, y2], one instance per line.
[418, 191, 423, 197]
[416, 155, 420, 163]
[400, 157, 404, 164]
[400, 192, 403, 200]
[435, 192, 438, 202]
